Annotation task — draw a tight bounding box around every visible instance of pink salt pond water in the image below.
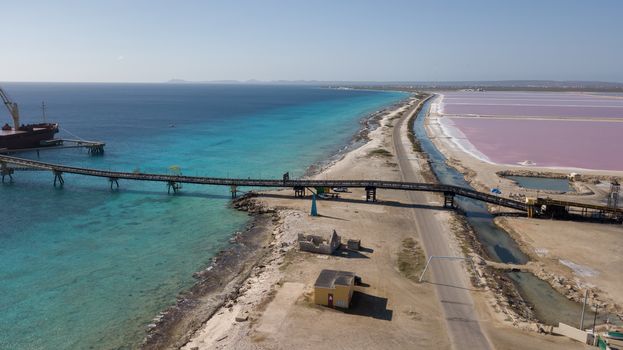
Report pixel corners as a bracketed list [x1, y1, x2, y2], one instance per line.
[447, 118, 623, 170]
[442, 92, 623, 119]
[440, 92, 623, 171]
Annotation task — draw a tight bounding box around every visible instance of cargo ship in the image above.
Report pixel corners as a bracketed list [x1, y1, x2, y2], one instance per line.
[1, 85, 59, 150]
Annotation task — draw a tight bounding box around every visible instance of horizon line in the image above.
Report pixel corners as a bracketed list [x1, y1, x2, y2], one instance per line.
[2, 79, 623, 85]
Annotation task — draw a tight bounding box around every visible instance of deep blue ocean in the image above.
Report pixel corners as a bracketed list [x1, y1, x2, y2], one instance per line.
[0, 83, 406, 349]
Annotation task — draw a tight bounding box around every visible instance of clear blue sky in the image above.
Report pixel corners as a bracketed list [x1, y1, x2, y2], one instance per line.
[2, 0, 622, 83]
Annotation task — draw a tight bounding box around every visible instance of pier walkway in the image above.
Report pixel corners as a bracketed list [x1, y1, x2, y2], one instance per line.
[1, 154, 622, 220]
[0, 154, 526, 209]
[0, 139, 105, 155]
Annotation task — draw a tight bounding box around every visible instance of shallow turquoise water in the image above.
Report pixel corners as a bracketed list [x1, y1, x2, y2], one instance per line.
[0, 84, 407, 349]
[506, 175, 572, 192]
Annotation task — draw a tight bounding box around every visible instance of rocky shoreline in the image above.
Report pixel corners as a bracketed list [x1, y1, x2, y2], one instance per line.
[141, 196, 277, 349]
[139, 97, 414, 349]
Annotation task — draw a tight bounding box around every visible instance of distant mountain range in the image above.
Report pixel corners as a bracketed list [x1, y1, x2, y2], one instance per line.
[165, 79, 623, 92]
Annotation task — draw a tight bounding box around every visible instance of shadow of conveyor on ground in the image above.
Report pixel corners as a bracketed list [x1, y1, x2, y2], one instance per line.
[257, 192, 447, 211]
[317, 214, 349, 221]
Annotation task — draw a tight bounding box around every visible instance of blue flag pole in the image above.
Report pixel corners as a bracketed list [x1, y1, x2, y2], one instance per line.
[311, 193, 318, 216]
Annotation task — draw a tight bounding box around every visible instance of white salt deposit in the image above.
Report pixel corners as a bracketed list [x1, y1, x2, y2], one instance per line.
[559, 259, 598, 277]
[436, 114, 493, 164]
[534, 248, 549, 257]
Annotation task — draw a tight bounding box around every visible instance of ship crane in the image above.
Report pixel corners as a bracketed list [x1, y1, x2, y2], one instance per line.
[0, 86, 20, 131]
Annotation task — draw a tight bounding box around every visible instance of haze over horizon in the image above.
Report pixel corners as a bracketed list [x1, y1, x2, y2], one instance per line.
[2, 0, 622, 83]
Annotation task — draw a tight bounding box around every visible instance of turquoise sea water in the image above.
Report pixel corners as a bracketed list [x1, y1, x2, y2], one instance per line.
[0, 84, 407, 349]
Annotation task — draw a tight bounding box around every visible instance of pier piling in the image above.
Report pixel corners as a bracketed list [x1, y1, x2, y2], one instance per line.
[294, 186, 305, 198]
[87, 144, 105, 156]
[167, 181, 181, 194]
[53, 170, 64, 187]
[527, 205, 537, 218]
[109, 177, 119, 191]
[1, 172, 13, 183]
[1, 162, 14, 183]
[365, 186, 377, 202]
[443, 192, 455, 208]
[2, 154, 622, 223]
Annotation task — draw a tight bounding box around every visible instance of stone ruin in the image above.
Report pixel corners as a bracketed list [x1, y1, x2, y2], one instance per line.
[298, 230, 341, 255]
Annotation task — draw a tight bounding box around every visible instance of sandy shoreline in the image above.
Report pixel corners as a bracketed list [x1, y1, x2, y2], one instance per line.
[304, 97, 411, 177]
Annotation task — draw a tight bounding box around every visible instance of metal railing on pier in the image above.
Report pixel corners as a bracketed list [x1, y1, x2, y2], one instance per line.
[2, 154, 622, 219]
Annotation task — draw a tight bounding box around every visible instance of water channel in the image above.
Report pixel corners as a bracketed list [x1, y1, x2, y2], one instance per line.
[413, 98, 607, 328]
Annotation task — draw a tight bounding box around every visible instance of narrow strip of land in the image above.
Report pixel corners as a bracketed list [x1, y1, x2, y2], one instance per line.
[393, 101, 493, 349]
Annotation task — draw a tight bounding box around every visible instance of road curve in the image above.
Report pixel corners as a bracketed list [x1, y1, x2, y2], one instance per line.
[393, 98, 494, 349]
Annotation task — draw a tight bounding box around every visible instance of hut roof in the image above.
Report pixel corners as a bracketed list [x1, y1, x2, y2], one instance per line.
[314, 269, 355, 289]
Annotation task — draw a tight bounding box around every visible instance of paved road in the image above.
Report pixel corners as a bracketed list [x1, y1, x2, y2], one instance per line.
[393, 100, 493, 349]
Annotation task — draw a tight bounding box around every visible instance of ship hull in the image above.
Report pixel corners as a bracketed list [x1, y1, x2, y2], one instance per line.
[0, 124, 59, 150]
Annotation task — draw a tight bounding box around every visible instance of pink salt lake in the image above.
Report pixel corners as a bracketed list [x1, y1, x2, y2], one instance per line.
[440, 92, 623, 171]
[442, 92, 623, 119]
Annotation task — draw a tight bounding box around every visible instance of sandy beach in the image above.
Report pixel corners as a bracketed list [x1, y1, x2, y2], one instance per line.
[158, 94, 593, 349]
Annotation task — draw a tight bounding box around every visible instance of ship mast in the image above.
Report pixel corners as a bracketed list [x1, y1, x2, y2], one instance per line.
[0, 85, 20, 130]
[41, 101, 47, 123]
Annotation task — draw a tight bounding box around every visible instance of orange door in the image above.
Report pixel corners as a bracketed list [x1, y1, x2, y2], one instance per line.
[328, 294, 334, 307]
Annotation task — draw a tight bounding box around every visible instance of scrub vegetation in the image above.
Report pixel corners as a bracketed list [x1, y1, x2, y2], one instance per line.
[368, 148, 393, 158]
[397, 237, 426, 282]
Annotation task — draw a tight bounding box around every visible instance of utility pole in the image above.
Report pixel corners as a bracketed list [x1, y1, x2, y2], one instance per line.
[592, 303, 599, 336]
[580, 289, 589, 330]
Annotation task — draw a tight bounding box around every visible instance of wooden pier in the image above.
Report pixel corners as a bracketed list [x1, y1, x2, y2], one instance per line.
[1, 154, 621, 222]
[0, 139, 105, 156]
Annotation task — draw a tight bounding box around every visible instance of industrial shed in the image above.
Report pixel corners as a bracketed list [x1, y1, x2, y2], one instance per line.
[314, 269, 355, 308]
